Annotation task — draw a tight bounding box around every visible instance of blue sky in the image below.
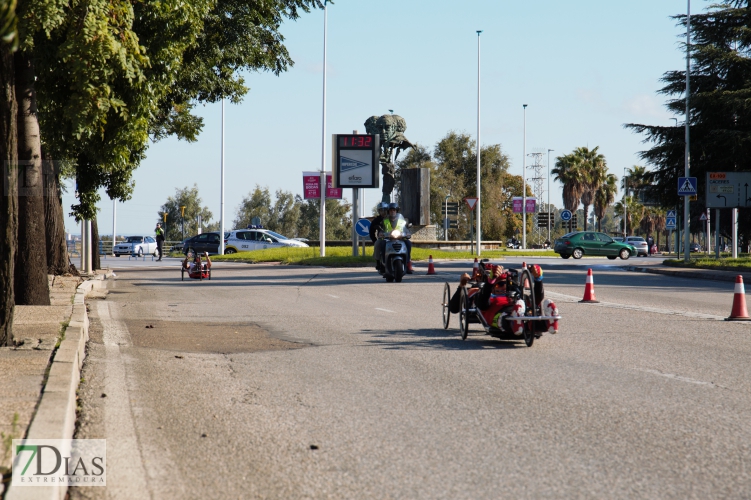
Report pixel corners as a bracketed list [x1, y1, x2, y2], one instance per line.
[64, 0, 691, 237]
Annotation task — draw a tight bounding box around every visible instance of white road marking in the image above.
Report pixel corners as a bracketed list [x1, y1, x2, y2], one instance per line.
[97, 301, 150, 497]
[375, 308, 396, 313]
[637, 368, 722, 388]
[545, 291, 726, 320]
[327, 294, 339, 298]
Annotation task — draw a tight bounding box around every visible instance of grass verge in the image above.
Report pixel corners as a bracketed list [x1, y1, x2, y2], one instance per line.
[663, 254, 751, 271]
[211, 246, 559, 266]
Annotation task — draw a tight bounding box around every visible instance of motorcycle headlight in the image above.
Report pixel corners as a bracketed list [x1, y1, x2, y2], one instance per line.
[391, 230, 401, 238]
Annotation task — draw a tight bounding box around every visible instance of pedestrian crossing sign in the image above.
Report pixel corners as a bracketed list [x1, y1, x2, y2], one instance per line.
[677, 177, 697, 196]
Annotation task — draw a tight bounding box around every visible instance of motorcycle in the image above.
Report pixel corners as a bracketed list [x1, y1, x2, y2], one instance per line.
[377, 227, 411, 283]
[507, 239, 521, 249]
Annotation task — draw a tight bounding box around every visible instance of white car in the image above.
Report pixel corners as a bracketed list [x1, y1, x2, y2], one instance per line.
[624, 236, 649, 257]
[224, 227, 309, 254]
[114, 236, 158, 257]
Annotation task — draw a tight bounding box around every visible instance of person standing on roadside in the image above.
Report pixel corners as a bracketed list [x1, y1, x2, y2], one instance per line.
[155, 222, 165, 261]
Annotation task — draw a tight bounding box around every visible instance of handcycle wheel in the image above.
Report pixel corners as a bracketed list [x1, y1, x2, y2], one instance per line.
[520, 268, 536, 347]
[459, 287, 469, 340]
[208, 268, 212, 280]
[181, 268, 184, 281]
[442, 282, 451, 329]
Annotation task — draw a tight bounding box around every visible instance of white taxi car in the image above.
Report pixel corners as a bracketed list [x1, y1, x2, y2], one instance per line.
[224, 226, 309, 254]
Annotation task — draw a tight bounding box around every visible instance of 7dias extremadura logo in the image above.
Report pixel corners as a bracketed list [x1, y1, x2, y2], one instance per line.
[11, 439, 106, 486]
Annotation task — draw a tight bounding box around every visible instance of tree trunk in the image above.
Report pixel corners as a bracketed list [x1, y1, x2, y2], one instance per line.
[43, 158, 72, 274]
[0, 44, 18, 346]
[582, 204, 589, 231]
[91, 217, 100, 271]
[14, 52, 49, 306]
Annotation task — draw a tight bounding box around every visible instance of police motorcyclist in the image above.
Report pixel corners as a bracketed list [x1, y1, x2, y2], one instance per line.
[371, 202, 389, 271]
[374, 202, 412, 274]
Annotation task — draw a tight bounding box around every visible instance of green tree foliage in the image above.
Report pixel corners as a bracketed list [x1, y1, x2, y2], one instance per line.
[613, 196, 644, 236]
[295, 197, 351, 240]
[31, 0, 323, 220]
[159, 185, 214, 241]
[233, 185, 272, 230]
[626, 0, 751, 236]
[552, 153, 585, 212]
[594, 173, 618, 232]
[397, 132, 525, 241]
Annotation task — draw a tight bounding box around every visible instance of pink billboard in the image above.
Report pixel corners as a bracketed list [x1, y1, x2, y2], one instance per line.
[512, 197, 536, 213]
[303, 171, 342, 199]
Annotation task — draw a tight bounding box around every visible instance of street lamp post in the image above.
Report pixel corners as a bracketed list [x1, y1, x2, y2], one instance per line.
[547, 149, 553, 243]
[319, 0, 328, 257]
[623, 168, 628, 237]
[522, 104, 528, 249]
[683, 0, 691, 263]
[220, 98, 225, 255]
[476, 30, 482, 257]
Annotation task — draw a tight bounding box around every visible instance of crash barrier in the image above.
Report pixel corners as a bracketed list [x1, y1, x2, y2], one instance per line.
[579, 268, 599, 303]
[305, 240, 534, 251]
[726, 275, 751, 321]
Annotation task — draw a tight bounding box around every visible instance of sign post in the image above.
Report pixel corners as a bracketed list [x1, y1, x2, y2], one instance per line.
[678, 176, 697, 261]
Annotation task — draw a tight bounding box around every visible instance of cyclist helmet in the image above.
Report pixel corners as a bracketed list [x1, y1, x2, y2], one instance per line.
[377, 202, 389, 216]
[388, 202, 400, 212]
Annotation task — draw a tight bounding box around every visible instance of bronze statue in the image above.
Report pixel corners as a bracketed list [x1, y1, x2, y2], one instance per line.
[364, 114, 414, 202]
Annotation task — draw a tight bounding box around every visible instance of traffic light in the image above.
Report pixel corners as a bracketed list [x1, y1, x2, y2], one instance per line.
[537, 212, 550, 227]
[180, 205, 186, 217]
[163, 212, 168, 223]
[442, 202, 459, 216]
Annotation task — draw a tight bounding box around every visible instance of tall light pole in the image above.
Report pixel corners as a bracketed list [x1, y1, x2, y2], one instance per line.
[476, 30, 482, 257]
[671, 117, 678, 127]
[683, 0, 691, 263]
[623, 167, 628, 237]
[112, 199, 116, 256]
[219, 98, 225, 255]
[547, 149, 554, 243]
[319, 0, 328, 257]
[522, 104, 528, 249]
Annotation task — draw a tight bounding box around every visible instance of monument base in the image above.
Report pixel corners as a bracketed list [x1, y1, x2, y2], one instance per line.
[409, 225, 437, 241]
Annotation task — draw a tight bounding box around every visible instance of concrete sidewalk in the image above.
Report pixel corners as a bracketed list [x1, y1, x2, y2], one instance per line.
[0, 271, 110, 499]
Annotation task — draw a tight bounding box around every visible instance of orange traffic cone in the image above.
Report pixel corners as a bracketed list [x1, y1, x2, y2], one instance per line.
[472, 258, 478, 274]
[407, 261, 414, 274]
[427, 255, 436, 275]
[579, 268, 599, 303]
[726, 275, 751, 321]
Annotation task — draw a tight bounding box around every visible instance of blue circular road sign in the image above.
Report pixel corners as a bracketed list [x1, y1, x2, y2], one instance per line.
[355, 219, 371, 238]
[560, 210, 572, 221]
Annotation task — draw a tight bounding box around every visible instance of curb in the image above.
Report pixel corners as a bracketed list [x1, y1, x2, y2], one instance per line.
[4, 271, 112, 500]
[624, 265, 751, 283]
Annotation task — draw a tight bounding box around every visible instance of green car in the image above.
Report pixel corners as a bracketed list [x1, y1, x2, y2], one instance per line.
[553, 231, 637, 260]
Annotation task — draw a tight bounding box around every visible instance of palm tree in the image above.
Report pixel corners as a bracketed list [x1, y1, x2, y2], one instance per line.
[622, 165, 652, 202]
[575, 146, 607, 231]
[614, 196, 644, 236]
[552, 153, 585, 212]
[594, 173, 618, 232]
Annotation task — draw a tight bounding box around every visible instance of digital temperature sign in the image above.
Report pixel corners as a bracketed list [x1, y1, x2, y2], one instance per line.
[332, 134, 380, 188]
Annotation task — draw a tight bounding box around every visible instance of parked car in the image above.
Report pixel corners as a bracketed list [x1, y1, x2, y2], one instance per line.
[553, 231, 636, 260]
[224, 228, 309, 254]
[114, 236, 158, 257]
[624, 236, 649, 257]
[689, 242, 702, 252]
[182, 232, 230, 255]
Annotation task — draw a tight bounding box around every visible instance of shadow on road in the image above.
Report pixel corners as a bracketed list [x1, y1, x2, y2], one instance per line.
[356, 328, 527, 351]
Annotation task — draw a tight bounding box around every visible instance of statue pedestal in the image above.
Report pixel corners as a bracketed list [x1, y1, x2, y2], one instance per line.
[409, 225, 436, 241]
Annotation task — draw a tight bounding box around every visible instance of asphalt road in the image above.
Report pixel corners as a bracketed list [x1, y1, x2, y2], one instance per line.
[71, 259, 751, 499]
